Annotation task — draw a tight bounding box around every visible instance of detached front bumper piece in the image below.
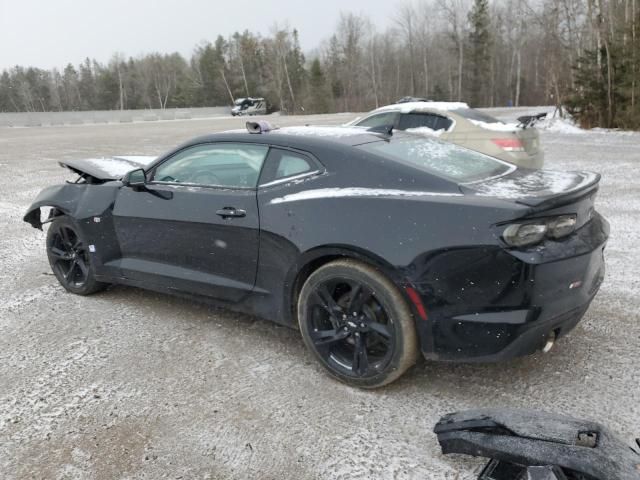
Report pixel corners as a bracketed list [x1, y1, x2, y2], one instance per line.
[434, 409, 640, 480]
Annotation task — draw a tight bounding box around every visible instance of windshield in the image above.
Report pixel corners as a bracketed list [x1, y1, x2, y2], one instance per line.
[234, 98, 246, 106]
[358, 135, 514, 183]
[451, 108, 502, 124]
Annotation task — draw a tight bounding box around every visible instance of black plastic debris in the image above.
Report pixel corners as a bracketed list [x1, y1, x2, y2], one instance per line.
[434, 409, 640, 480]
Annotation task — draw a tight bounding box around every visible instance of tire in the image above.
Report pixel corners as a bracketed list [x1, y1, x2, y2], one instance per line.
[297, 259, 418, 388]
[46, 216, 107, 295]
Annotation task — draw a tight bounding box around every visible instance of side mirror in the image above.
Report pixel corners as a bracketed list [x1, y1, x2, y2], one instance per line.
[122, 168, 147, 188]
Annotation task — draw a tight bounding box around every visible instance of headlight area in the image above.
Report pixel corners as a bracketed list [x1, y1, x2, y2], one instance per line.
[502, 214, 577, 248]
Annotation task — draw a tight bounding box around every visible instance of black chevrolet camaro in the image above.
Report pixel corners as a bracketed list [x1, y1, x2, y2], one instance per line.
[24, 124, 609, 388]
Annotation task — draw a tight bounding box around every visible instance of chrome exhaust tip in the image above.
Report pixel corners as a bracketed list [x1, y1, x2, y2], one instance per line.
[542, 331, 556, 353]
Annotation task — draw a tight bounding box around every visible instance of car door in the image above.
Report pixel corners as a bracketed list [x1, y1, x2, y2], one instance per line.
[111, 142, 269, 301]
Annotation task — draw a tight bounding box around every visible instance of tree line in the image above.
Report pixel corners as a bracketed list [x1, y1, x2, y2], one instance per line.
[1, 0, 638, 129]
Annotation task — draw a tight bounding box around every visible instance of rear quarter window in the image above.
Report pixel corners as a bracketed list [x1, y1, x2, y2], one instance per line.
[355, 112, 398, 128]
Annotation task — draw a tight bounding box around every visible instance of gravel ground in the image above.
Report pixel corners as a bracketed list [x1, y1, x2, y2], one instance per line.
[1, 112, 639, 479]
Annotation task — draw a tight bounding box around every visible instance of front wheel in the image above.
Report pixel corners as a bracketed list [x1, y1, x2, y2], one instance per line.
[298, 259, 418, 388]
[46, 217, 107, 295]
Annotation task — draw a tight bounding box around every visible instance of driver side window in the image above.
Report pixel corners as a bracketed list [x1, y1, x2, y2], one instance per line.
[152, 143, 269, 188]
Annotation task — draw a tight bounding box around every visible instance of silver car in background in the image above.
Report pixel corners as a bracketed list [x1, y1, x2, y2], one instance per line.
[231, 97, 267, 116]
[348, 101, 544, 169]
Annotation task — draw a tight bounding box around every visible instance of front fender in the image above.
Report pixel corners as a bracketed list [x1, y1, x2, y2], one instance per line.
[23, 182, 120, 230]
[23, 183, 88, 229]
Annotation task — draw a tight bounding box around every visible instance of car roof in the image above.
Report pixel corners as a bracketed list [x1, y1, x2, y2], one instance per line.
[188, 125, 387, 149]
[371, 101, 470, 115]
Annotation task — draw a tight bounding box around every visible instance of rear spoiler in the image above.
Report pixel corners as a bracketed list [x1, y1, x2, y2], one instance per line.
[516, 173, 600, 209]
[517, 112, 547, 129]
[466, 170, 601, 209]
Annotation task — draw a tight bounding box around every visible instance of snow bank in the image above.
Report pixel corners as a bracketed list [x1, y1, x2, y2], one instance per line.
[536, 116, 586, 134]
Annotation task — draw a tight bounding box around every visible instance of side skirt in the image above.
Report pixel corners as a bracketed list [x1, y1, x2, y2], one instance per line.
[94, 274, 295, 328]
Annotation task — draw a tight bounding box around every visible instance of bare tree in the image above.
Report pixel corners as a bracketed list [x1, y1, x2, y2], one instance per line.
[395, 2, 418, 95]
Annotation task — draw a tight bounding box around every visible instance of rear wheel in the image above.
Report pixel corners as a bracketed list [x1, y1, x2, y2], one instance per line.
[298, 259, 418, 388]
[46, 217, 106, 295]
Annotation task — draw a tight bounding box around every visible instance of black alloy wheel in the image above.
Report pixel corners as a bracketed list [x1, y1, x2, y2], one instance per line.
[298, 259, 418, 388]
[46, 217, 106, 295]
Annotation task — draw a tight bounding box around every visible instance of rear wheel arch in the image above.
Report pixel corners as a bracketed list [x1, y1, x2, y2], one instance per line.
[286, 245, 404, 325]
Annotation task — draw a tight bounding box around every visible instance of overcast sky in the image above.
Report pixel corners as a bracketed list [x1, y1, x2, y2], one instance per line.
[0, 0, 394, 70]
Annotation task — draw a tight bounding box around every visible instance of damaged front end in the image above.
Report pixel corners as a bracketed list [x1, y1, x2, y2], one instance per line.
[435, 409, 640, 480]
[23, 155, 155, 229]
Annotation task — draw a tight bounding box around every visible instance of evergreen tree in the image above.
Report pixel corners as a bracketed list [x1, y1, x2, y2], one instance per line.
[61, 64, 80, 110]
[567, 46, 626, 129]
[307, 58, 330, 113]
[467, 0, 492, 107]
[287, 29, 307, 112]
[78, 58, 96, 110]
[95, 66, 120, 110]
[0, 71, 12, 111]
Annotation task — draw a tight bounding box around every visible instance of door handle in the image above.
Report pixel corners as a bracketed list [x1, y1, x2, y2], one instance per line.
[216, 207, 246, 219]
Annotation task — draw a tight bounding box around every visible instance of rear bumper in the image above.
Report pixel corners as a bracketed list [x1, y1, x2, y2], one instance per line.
[429, 299, 594, 363]
[411, 216, 608, 362]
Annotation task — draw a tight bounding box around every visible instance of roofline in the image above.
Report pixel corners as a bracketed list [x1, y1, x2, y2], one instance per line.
[371, 101, 470, 114]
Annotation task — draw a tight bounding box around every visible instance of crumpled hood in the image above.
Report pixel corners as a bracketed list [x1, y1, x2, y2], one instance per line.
[464, 169, 600, 206]
[59, 155, 157, 180]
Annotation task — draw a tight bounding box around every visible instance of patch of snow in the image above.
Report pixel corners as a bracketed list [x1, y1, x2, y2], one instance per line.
[374, 101, 469, 114]
[468, 119, 520, 132]
[405, 139, 515, 180]
[113, 155, 157, 165]
[270, 187, 462, 204]
[79, 155, 157, 178]
[278, 126, 367, 137]
[84, 158, 142, 177]
[221, 128, 250, 134]
[404, 127, 445, 137]
[471, 169, 598, 199]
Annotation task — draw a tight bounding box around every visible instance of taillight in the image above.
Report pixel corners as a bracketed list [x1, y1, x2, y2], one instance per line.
[502, 214, 578, 248]
[547, 215, 578, 239]
[503, 222, 547, 247]
[492, 138, 524, 152]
